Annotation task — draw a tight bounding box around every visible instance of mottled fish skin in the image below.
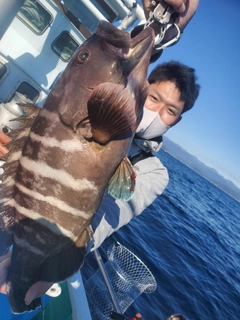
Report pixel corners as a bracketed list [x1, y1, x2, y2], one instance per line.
[0, 21, 154, 313]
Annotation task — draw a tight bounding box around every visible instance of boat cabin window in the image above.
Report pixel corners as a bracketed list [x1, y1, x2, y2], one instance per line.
[15, 82, 40, 103]
[51, 32, 79, 62]
[17, 0, 53, 35]
[93, 0, 117, 22]
[0, 62, 7, 80]
[64, 0, 117, 33]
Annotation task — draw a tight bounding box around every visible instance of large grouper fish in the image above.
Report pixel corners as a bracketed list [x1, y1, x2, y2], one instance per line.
[0, 21, 154, 313]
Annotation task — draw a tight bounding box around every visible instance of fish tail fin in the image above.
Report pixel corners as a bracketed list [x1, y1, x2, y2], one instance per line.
[7, 245, 42, 313]
[7, 282, 41, 314]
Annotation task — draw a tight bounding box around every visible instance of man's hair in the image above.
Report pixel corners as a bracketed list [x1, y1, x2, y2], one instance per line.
[167, 314, 187, 320]
[148, 61, 200, 114]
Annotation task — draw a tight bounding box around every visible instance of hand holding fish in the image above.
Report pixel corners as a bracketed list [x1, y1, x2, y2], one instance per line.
[142, 0, 200, 43]
[142, 0, 200, 31]
[142, 0, 187, 16]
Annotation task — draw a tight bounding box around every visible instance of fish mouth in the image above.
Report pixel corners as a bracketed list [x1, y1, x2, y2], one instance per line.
[122, 26, 154, 76]
[123, 27, 155, 127]
[97, 20, 154, 83]
[96, 20, 154, 70]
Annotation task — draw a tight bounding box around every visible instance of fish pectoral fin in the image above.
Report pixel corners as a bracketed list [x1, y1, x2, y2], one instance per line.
[87, 82, 136, 144]
[108, 156, 136, 201]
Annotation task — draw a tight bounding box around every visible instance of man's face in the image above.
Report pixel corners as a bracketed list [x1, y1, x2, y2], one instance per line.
[144, 80, 185, 127]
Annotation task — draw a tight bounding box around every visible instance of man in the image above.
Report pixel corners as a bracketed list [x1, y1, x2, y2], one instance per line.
[91, 0, 201, 249]
[91, 60, 200, 251]
[0, 0, 200, 308]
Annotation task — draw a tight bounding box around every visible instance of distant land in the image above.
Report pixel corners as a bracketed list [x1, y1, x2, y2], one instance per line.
[162, 137, 240, 202]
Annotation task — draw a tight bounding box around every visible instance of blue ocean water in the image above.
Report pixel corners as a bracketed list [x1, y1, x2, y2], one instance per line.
[83, 150, 240, 320]
[1, 151, 239, 319]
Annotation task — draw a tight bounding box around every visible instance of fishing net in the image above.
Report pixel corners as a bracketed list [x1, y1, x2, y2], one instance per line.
[84, 241, 157, 320]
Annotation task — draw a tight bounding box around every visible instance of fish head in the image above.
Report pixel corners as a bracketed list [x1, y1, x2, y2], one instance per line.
[48, 21, 154, 132]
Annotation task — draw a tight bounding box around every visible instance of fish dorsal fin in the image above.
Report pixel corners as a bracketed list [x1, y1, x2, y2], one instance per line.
[87, 82, 136, 144]
[0, 104, 40, 230]
[108, 156, 136, 201]
[17, 103, 40, 117]
[10, 117, 36, 130]
[6, 127, 31, 141]
[4, 136, 28, 153]
[1, 161, 19, 181]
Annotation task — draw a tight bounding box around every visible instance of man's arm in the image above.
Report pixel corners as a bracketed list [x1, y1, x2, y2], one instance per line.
[90, 156, 169, 251]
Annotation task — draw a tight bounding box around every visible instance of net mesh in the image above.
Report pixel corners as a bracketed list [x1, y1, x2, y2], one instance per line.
[84, 242, 157, 319]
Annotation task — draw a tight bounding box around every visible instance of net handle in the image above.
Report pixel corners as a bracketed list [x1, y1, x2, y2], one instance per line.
[93, 248, 123, 314]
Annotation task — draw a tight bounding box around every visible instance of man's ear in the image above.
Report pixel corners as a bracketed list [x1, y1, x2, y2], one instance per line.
[171, 115, 182, 127]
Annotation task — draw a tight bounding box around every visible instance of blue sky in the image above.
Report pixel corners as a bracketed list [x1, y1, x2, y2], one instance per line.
[147, 0, 240, 189]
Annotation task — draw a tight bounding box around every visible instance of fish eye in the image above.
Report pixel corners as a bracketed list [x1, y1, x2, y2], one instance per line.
[77, 50, 89, 63]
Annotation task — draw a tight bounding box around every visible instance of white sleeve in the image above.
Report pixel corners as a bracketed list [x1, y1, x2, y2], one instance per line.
[89, 156, 169, 251]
